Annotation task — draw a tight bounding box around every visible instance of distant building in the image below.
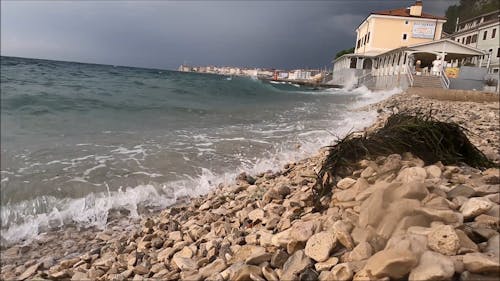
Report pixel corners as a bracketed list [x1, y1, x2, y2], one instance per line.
[332, 0, 492, 92]
[355, 0, 446, 57]
[450, 10, 500, 73]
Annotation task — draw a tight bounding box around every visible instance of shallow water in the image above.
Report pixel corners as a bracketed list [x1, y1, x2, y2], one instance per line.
[0, 56, 399, 245]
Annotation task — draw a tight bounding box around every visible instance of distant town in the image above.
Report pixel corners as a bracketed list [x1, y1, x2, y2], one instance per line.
[179, 1, 499, 93]
[178, 65, 332, 84]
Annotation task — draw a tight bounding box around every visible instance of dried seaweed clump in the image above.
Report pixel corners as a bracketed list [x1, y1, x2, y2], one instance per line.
[313, 112, 496, 210]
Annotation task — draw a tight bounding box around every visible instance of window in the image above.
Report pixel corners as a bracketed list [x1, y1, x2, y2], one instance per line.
[492, 28, 497, 39]
[364, 34, 367, 45]
[357, 39, 361, 49]
[462, 37, 465, 44]
[457, 39, 460, 42]
[466, 36, 471, 44]
[403, 33, 408, 40]
[497, 48, 500, 58]
[472, 34, 477, 43]
[405, 20, 409, 24]
[367, 32, 370, 43]
[483, 30, 488, 40]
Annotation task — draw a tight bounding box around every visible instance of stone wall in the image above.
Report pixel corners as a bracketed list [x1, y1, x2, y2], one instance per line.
[407, 88, 500, 102]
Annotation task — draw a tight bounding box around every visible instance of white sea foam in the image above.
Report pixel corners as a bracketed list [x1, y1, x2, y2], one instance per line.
[1, 85, 401, 247]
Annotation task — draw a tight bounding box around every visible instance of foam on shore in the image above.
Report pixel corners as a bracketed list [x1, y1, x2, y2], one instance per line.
[1, 86, 402, 247]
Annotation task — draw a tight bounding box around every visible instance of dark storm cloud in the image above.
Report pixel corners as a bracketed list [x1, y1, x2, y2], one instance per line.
[1, 0, 457, 70]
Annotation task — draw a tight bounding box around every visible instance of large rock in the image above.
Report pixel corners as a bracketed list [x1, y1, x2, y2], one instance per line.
[447, 184, 475, 199]
[426, 165, 442, 179]
[460, 198, 494, 218]
[456, 229, 479, 254]
[304, 231, 337, 262]
[231, 264, 262, 281]
[248, 209, 265, 222]
[348, 242, 373, 262]
[199, 259, 227, 278]
[427, 225, 460, 256]
[281, 250, 312, 280]
[332, 221, 354, 250]
[230, 245, 266, 264]
[288, 220, 322, 244]
[337, 177, 357, 190]
[408, 251, 454, 281]
[485, 235, 499, 258]
[172, 256, 198, 271]
[18, 263, 41, 281]
[364, 249, 418, 279]
[462, 252, 500, 273]
[397, 167, 427, 183]
[385, 233, 428, 258]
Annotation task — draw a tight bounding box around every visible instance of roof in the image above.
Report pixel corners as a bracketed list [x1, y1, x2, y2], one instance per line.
[458, 9, 499, 25]
[372, 7, 446, 20]
[375, 39, 486, 57]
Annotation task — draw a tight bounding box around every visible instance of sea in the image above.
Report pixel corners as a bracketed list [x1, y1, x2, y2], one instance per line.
[0, 56, 400, 245]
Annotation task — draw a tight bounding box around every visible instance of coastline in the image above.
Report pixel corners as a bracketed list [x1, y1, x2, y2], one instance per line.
[1, 90, 499, 281]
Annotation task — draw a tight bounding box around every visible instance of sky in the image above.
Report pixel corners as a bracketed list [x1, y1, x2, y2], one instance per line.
[1, 0, 457, 70]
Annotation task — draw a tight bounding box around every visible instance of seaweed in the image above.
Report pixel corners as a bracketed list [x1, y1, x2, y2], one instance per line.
[313, 111, 496, 211]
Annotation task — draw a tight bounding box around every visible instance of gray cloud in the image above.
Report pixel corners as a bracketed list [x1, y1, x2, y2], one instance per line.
[1, 0, 458, 70]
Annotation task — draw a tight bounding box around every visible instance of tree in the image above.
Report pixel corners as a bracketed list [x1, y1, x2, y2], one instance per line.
[335, 47, 355, 59]
[443, 0, 500, 33]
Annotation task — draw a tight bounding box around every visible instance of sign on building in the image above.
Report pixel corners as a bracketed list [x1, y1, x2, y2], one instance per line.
[412, 22, 436, 39]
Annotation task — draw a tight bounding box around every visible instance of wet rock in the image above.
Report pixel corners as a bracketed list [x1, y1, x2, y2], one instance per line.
[428, 225, 460, 256]
[281, 250, 312, 280]
[299, 268, 318, 281]
[271, 249, 289, 268]
[460, 198, 494, 219]
[304, 231, 337, 262]
[364, 249, 418, 279]
[408, 251, 454, 281]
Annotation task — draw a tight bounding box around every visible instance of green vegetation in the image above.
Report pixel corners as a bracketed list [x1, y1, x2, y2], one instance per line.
[313, 112, 496, 211]
[335, 47, 355, 59]
[444, 0, 500, 33]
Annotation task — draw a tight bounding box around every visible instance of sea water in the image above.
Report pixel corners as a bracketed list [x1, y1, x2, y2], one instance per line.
[0, 56, 400, 245]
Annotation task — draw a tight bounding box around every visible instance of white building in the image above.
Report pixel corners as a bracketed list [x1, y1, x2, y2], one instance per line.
[451, 10, 500, 73]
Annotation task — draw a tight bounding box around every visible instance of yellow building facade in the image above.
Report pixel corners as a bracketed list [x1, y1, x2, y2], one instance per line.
[355, 0, 446, 56]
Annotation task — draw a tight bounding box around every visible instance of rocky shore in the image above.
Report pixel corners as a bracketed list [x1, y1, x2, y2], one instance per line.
[1, 92, 499, 281]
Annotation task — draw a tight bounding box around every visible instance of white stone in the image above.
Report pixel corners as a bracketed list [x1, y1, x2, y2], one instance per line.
[397, 167, 427, 183]
[409, 251, 454, 281]
[337, 178, 357, 190]
[304, 231, 336, 262]
[427, 225, 460, 256]
[460, 197, 493, 218]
